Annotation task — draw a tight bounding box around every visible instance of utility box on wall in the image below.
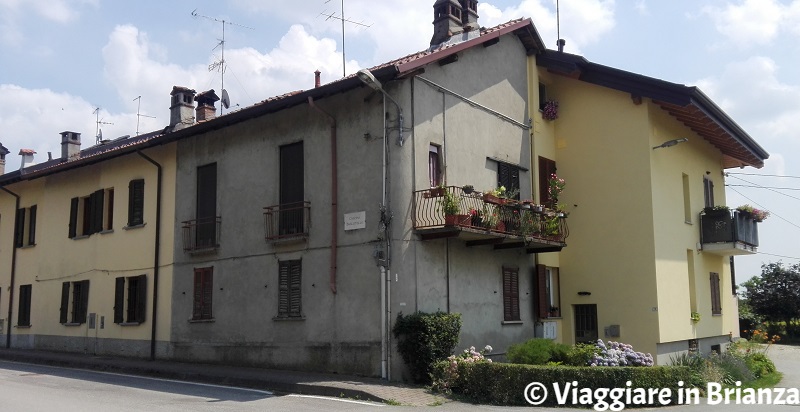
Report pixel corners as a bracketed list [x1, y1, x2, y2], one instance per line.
[605, 324, 620, 338]
[543, 321, 557, 339]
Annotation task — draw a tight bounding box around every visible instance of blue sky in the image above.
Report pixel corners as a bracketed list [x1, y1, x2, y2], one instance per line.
[1, 0, 799, 284]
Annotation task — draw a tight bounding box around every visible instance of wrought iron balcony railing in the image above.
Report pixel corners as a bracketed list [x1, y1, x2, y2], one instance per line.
[412, 186, 568, 245]
[264, 201, 310, 242]
[182, 216, 221, 252]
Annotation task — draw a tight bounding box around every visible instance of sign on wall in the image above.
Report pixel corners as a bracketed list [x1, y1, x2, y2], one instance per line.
[344, 211, 366, 231]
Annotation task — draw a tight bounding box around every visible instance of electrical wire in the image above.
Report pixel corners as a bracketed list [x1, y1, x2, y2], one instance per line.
[726, 174, 800, 202]
[727, 186, 800, 230]
[728, 172, 800, 179]
[727, 184, 800, 191]
[757, 252, 800, 261]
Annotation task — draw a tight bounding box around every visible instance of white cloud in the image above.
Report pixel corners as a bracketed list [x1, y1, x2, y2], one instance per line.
[0, 0, 96, 47]
[634, 0, 649, 15]
[702, 0, 800, 47]
[479, 0, 615, 53]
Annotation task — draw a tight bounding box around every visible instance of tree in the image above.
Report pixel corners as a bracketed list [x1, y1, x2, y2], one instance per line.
[741, 262, 800, 331]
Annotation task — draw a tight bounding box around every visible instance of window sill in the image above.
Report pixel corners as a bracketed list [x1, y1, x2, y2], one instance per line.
[15, 325, 31, 329]
[71, 235, 90, 240]
[684, 221, 693, 225]
[712, 313, 723, 316]
[62, 322, 83, 327]
[273, 316, 306, 321]
[100, 229, 114, 235]
[118, 322, 141, 326]
[19, 244, 36, 249]
[544, 317, 562, 320]
[123, 223, 146, 230]
[188, 318, 215, 323]
[501, 320, 523, 325]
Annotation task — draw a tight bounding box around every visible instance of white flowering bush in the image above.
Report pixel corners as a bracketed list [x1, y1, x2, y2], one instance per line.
[432, 345, 492, 393]
[589, 339, 654, 367]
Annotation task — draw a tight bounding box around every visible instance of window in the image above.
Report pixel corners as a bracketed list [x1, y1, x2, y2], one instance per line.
[114, 275, 146, 324]
[682, 173, 692, 223]
[429, 144, 442, 188]
[574, 304, 598, 343]
[18, 284, 32, 327]
[502, 266, 520, 322]
[538, 82, 547, 110]
[192, 267, 213, 320]
[538, 156, 557, 207]
[710, 272, 722, 315]
[497, 162, 520, 200]
[703, 176, 715, 208]
[536, 265, 561, 318]
[15, 205, 37, 247]
[277, 260, 303, 319]
[196, 163, 218, 248]
[128, 179, 144, 227]
[279, 143, 304, 236]
[60, 280, 90, 324]
[69, 188, 113, 237]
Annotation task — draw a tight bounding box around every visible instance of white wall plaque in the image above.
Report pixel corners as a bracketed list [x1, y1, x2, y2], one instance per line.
[344, 211, 366, 230]
[543, 321, 557, 340]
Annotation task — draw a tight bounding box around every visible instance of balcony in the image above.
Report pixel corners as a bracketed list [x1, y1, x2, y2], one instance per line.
[182, 216, 221, 253]
[700, 210, 758, 255]
[412, 186, 568, 253]
[264, 201, 310, 243]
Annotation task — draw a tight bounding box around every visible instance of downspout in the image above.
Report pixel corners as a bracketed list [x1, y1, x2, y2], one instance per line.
[307, 96, 338, 294]
[137, 150, 162, 361]
[1, 186, 19, 349]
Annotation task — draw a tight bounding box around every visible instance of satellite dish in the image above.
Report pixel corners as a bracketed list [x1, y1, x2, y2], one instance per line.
[221, 89, 230, 109]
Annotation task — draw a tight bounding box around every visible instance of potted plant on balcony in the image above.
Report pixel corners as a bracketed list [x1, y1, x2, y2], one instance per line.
[703, 205, 730, 216]
[690, 311, 701, 324]
[542, 100, 559, 121]
[483, 186, 507, 205]
[440, 188, 468, 226]
[736, 204, 769, 222]
[549, 306, 561, 317]
[425, 185, 446, 198]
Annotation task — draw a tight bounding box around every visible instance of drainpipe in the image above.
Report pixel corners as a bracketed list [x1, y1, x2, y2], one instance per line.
[137, 150, 162, 360]
[307, 97, 338, 294]
[1, 186, 19, 349]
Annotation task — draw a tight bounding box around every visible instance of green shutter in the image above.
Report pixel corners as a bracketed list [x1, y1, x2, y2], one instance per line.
[69, 197, 79, 238]
[60, 282, 70, 323]
[135, 274, 147, 323]
[114, 277, 124, 324]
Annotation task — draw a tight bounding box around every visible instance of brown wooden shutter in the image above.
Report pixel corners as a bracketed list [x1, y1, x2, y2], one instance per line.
[710, 272, 721, 315]
[91, 189, 104, 234]
[289, 260, 302, 317]
[193, 267, 213, 320]
[14, 208, 24, 248]
[78, 280, 90, 323]
[278, 261, 289, 316]
[128, 179, 144, 226]
[27, 205, 37, 245]
[202, 269, 213, 319]
[135, 274, 147, 323]
[193, 270, 203, 320]
[503, 266, 520, 321]
[538, 156, 557, 207]
[69, 197, 79, 238]
[114, 277, 125, 324]
[497, 163, 520, 200]
[18, 285, 32, 327]
[107, 189, 114, 230]
[59, 282, 70, 323]
[536, 264, 549, 319]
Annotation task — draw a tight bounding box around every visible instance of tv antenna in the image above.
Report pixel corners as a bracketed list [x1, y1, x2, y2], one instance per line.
[320, 0, 371, 77]
[133, 96, 156, 136]
[191, 9, 254, 115]
[93, 107, 113, 144]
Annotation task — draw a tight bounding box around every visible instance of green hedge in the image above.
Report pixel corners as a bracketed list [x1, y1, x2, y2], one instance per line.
[432, 361, 692, 407]
[393, 311, 462, 383]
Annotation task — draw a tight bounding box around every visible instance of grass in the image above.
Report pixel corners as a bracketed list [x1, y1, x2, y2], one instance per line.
[738, 371, 784, 390]
[383, 398, 402, 406]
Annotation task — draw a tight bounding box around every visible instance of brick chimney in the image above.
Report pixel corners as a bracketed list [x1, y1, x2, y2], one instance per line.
[60, 131, 81, 160]
[0, 143, 9, 175]
[19, 149, 35, 170]
[195, 90, 220, 122]
[170, 86, 196, 131]
[430, 0, 480, 48]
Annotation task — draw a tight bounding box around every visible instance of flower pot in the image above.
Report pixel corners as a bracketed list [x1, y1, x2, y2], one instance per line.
[494, 221, 506, 232]
[445, 214, 470, 226]
[483, 193, 505, 205]
[425, 187, 445, 198]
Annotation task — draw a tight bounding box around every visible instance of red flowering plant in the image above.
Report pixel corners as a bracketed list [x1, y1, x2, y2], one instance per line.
[736, 204, 769, 222]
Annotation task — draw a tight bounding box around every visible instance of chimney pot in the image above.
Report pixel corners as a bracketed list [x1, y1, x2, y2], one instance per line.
[60, 131, 81, 160]
[557, 39, 566, 52]
[19, 149, 36, 170]
[195, 90, 220, 122]
[0, 142, 9, 175]
[170, 86, 197, 130]
[314, 70, 321, 88]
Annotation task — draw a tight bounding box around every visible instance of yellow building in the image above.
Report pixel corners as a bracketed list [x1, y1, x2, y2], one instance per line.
[0, 129, 177, 358]
[529, 50, 768, 362]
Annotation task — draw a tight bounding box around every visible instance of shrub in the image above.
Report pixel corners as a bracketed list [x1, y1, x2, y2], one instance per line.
[433, 345, 493, 394]
[506, 338, 571, 365]
[565, 343, 599, 366]
[708, 352, 754, 385]
[431, 361, 691, 406]
[744, 353, 776, 378]
[669, 352, 706, 388]
[591, 339, 654, 367]
[392, 311, 461, 384]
